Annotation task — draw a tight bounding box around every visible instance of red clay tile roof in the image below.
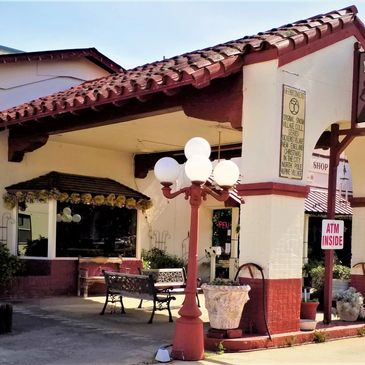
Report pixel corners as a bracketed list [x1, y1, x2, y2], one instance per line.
[0, 47, 123, 73]
[0, 6, 362, 127]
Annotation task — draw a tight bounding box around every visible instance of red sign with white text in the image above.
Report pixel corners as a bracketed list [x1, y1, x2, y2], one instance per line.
[321, 219, 344, 250]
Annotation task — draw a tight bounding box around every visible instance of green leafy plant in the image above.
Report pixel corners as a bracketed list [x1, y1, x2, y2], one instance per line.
[313, 330, 327, 343]
[357, 326, 365, 337]
[284, 335, 297, 347]
[310, 264, 350, 292]
[141, 247, 185, 269]
[216, 341, 225, 355]
[0, 243, 22, 289]
[209, 278, 241, 286]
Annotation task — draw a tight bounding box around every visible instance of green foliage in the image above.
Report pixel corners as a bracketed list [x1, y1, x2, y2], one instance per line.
[313, 330, 327, 343]
[284, 335, 297, 347]
[0, 243, 22, 287]
[357, 326, 365, 337]
[141, 247, 185, 269]
[216, 342, 225, 355]
[310, 264, 350, 291]
[210, 278, 240, 286]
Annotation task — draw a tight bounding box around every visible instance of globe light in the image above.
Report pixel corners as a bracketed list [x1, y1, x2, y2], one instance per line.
[154, 157, 180, 183]
[184, 137, 211, 159]
[213, 159, 240, 187]
[185, 155, 212, 182]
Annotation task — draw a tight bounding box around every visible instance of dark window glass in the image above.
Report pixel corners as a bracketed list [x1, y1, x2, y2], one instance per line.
[56, 203, 137, 258]
[17, 213, 32, 256]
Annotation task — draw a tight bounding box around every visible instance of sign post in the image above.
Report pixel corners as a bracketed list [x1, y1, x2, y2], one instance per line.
[321, 219, 344, 250]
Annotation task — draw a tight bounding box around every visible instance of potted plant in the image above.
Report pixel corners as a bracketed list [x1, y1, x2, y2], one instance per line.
[201, 278, 251, 330]
[334, 287, 365, 322]
[309, 263, 350, 304]
[300, 298, 319, 320]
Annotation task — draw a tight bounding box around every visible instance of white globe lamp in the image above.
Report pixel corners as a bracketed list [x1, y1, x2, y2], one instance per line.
[185, 155, 212, 182]
[154, 157, 180, 183]
[213, 160, 240, 187]
[184, 137, 211, 159]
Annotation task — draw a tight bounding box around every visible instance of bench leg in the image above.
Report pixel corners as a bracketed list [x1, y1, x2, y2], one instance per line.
[148, 301, 156, 324]
[138, 299, 143, 308]
[166, 299, 173, 323]
[120, 296, 126, 314]
[100, 293, 109, 315]
[196, 293, 201, 307]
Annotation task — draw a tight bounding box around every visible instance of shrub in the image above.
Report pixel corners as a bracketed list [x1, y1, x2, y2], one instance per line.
[0, 243, 22, 288]
[310, 264, 350, 291]
[141, 247, 185, 269]
[313, 330, 327, 343]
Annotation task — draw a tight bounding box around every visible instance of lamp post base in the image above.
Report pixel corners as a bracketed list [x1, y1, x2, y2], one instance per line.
[171, 316, 204, 361]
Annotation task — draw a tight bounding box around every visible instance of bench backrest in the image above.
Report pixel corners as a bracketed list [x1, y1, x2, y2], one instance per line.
[141, 268, 186, 287]
[103, 271, 155, 300]
[79, 257, 122, 277]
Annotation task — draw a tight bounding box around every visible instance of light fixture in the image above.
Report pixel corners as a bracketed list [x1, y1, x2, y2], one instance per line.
[153, 136, 240, 361]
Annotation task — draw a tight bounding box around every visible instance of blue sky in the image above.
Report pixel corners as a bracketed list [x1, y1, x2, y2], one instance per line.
[1, 1, 365, 69]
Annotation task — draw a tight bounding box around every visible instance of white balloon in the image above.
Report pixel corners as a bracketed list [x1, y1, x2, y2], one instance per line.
[72, 214, 81, 223]
[63, 207, 72, 215]
[56, 214, 62, 222]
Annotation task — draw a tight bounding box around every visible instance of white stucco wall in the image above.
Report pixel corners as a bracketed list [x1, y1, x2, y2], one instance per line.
[0, 131, 141, 255]
[240, 37, 355, 279]
[242, 37, 355, 185]
[0, 59, 110, 110]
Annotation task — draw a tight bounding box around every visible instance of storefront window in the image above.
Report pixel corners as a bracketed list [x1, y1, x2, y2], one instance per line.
[56, 203, 137, 258]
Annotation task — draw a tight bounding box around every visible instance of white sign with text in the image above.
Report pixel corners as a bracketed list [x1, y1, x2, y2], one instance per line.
[321, 219, 344, 250]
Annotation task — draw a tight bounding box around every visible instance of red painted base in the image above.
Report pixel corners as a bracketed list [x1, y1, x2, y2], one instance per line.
[238, 277, 301, 334]
[171, 316, 204, 361]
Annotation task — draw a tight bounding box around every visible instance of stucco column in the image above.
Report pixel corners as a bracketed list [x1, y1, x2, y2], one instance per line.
[47, 199, 57, 259]
[345, 139, 365, 294]
[236, 185, 306, 334]
[348, 206, 365, 294]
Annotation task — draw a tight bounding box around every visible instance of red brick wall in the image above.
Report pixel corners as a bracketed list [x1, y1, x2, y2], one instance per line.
[5, 258, 142, 298]
[239, 277, 301, 334]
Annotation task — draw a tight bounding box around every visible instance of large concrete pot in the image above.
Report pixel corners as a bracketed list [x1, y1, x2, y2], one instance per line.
[336, 301, 360, 321]
[201, 284, 251, 329]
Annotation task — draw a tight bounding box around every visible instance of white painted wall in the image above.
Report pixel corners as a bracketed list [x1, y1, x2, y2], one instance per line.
[0, 59, 110, 110]
[240, 37, 355, 279]
[0, 132, 139, 255]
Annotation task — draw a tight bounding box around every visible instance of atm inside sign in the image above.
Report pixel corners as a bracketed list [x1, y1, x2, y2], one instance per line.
[321, 219, 344, 250]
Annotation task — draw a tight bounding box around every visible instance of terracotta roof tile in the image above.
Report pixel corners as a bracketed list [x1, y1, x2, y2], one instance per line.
[0, 6, 360, 126]
[0, 47, 123, 73]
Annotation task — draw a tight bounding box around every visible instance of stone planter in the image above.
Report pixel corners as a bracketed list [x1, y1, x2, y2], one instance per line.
[201, 284, 251, 330]
[300, 301, 319, 320]
[336, 301, 360, 322]
[332, 279, 350, 300]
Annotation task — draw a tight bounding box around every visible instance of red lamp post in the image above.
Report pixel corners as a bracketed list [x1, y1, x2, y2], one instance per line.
[154, 137, 239, 361]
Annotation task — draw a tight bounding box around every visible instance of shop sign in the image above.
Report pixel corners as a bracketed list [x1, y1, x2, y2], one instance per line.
[279, 85, 306, 180]
[321, 219, 344, 250]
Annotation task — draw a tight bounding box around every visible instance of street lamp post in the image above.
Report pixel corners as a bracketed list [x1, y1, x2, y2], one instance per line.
[154, 137, 240, 361]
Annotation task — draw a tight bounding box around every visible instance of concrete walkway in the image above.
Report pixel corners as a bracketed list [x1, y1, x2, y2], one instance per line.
[0, 295, 364, 364]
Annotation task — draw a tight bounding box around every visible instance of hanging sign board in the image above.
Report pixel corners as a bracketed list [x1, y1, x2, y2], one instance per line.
[279, 85, 306, 180]
[321, 219, 344, 250]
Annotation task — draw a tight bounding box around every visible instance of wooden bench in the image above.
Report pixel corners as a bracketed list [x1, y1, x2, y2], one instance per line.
[100, 271, 176, 324]
[78, 257, 122, 297]
[140, 268, 201, 307]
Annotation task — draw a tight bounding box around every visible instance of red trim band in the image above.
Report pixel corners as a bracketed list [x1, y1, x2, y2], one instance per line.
[349, 197, 365, 207]
[236, 182, 309, 198]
